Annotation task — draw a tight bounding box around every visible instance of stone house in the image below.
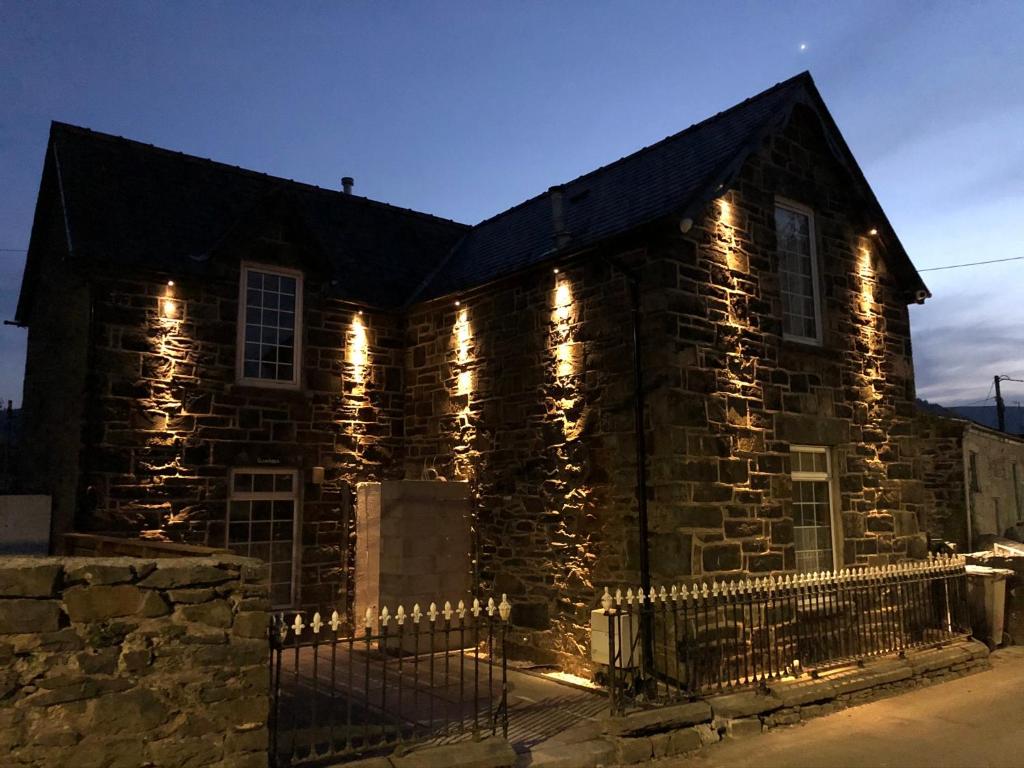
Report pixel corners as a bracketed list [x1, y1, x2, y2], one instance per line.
[916, 407, 1024, 551]
[15, 72, 934, 666]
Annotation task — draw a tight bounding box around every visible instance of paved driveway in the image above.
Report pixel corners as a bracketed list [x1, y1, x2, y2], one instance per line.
[656, 646, 1024, 768]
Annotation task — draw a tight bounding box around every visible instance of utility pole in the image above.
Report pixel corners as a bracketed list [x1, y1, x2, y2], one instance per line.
[995, 375, 1007, 433]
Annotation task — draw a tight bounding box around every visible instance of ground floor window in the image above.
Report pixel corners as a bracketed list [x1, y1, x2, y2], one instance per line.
[791, 446, 839, 573]
[228, 468, 299, 608]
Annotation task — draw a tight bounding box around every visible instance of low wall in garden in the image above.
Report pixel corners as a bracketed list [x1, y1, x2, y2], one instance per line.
[0, 555, 270, 767]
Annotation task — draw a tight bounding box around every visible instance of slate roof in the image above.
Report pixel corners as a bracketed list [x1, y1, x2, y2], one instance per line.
[414, 71, 927, 302]
[19, 72, 927, 321]
[24, 122, 469, 312]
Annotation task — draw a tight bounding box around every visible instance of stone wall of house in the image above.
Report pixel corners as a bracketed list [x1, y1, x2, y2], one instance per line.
[404, 257, 645, 668]
[647, 103, 928, 581]
[962, 426, 1024, 545]
[17, 158, 91, 542]
[79, 219, 406, 611]
[916, 412, 1024, 549]
[402, 104, 928, 671]
[914, 412, 969, 547]
[0, 555, 269, 768]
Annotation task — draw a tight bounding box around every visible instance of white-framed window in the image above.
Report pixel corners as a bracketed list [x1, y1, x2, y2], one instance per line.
[236, 263, 303, 388]
[775, 199, 822, 345]
[227, 468, 300, 608]
[790, 446, 841, 573]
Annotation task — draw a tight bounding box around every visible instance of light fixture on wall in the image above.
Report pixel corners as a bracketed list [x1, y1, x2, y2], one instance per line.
[162, 280, 178, 319]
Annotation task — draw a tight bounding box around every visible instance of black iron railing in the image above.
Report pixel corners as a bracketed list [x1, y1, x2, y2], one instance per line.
[600, 554, 971, 714]
[269, 596, 511, 767]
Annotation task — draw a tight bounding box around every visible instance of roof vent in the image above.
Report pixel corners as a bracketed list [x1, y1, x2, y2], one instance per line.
[341, 176, 354, 195]
[549, 185, 571, 248]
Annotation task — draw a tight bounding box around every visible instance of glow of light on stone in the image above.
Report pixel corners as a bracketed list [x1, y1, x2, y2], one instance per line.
[859, 244, 875, 317]
[349, 313, 368, 393]
[454, 307, 472, 395]
[553, 279, 576, 379]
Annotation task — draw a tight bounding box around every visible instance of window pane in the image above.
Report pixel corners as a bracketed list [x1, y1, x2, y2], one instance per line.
[240, 269, 300, 382]
[228, 470, 296, 608]
[229, 501, 250, 521]
[775, 205, 818, 341]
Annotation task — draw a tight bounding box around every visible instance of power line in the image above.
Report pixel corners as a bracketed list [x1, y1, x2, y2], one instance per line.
[919, 255, 1024, 272]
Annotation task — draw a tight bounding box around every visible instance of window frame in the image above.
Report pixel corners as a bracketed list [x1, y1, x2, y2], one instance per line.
[790, 445, 843, 572]
[774, 198, 823, 347]
[235, 262, 304, 389]
[227, 467, 301, 609]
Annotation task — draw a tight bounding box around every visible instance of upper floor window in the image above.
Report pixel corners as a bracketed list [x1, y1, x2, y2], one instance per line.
[237, 264, 302, 388]
[775, 200, 822, 345]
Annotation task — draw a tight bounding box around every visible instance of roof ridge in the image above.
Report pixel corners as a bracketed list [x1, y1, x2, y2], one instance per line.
[47, 121, 471, 230]
[465, 72, 812, 233]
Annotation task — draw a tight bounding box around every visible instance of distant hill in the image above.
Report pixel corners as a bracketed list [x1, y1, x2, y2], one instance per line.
[917, 400, 1024, 436]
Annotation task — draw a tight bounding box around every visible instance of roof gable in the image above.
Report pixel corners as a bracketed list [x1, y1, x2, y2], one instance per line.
[413, 72, 927, 303]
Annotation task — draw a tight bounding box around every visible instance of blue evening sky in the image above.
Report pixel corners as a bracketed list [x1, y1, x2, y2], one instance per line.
[1, 1, 1021, 409]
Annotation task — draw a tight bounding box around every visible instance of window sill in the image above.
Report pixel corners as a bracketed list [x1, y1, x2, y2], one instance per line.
[780, 337, 836, 361]
[227, 382, 312, 402]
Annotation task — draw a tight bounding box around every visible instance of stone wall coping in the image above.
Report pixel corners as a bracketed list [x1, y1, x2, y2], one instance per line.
[0, 554, 260, 570]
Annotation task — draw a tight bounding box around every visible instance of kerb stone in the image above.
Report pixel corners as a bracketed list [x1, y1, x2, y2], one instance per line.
[707, 690, 782, 718]
[603, 700, 712, 736]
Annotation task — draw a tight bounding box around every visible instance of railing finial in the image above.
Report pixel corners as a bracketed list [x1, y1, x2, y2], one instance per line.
[601, 587, 613, 611]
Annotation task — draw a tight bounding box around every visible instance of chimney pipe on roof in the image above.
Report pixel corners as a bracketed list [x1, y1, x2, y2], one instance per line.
[549, 185, 570, 248]
[341, 177, 354, 195]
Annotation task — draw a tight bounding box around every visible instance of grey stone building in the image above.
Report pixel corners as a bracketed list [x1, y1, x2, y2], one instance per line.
[14, 72, 935, 667]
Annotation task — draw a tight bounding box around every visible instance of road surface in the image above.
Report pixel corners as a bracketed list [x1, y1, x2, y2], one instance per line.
[656, 646, 1024, 768]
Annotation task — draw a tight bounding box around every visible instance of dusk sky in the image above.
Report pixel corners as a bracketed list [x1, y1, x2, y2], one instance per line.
[1, 1, 1021, 409]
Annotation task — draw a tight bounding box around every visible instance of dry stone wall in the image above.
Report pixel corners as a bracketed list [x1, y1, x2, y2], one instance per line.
[0, 555, 270, 767]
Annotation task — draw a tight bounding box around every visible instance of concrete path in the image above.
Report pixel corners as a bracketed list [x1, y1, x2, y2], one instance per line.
[654, 646, 1024, 768]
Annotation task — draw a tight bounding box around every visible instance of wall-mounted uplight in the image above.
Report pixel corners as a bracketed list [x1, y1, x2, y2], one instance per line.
[167, 280, 175, 287]
[869, 228, 878, 237]
[553, 268, 560, 275]
[454, 300, 461, 307]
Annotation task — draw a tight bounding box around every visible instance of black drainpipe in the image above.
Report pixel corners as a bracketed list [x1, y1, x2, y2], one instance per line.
[607, 258, 654, 679]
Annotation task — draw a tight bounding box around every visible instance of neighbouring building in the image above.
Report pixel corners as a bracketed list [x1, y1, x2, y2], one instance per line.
[916, 406, 1024, 551]
[14, 72, 937, 668]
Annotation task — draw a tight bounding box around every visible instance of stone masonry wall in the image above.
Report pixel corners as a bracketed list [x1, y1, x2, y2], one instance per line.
[403, 104, 928, 671]
[914, 411, 968, 547]
[404, 257, 644, 669]
[0, 555, 269, 768]
[79, 215, 406, 610]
